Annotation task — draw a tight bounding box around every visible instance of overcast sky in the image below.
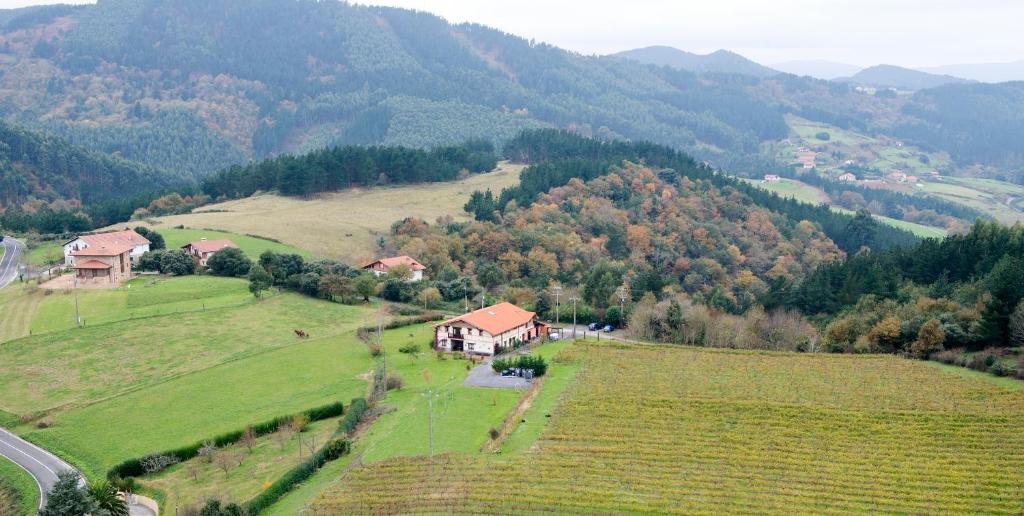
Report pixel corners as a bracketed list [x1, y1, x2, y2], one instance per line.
[2, 0, 1021, 67]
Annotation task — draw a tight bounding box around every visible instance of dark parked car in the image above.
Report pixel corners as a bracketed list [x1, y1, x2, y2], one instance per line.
[603, 325, 615, 332]
[588, 322, 601, 331]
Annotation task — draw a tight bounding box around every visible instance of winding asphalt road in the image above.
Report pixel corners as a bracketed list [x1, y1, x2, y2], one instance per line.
[0, 236, 25, 289]
[0, 427, 77, 511]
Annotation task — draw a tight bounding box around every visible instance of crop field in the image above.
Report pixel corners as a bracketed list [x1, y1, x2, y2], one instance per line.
[0, 454, 38, 516]
[312, 343, 1024, 514]
[127, 162, 524, 261]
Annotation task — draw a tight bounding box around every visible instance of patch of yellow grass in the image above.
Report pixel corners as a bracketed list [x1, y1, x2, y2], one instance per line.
[133, 163, 524, 261]
[0, 283, 44, 343]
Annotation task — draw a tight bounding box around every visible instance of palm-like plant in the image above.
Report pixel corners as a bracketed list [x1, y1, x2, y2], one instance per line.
[88, 480, 129, 516]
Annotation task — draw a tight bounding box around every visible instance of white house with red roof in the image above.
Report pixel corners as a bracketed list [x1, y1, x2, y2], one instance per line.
[182, 238, 239, 266]
[434, 302, 546, 356]
[363, 255, 426, 281]
[64, 229, 150, 266]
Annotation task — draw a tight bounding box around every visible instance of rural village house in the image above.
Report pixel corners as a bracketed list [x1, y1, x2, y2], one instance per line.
[182, 238, 239, 266]
[63, 229, 150, 266]
[763, 174, 781, 183]
[434, 302, 546, 356]
[838, 172, 857, 182]
[363, 255, 426, 281]
[68, 242, 134, 283]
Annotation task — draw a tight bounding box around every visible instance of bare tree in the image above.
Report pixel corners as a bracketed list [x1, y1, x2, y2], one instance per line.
[197, 441, 217, 463]
[240, 427, 257, 453]
[214, 451, 234, 476]
[188, 462, 201, 483]
[274, 422, 293, 450]
[303, 434, 319, 456]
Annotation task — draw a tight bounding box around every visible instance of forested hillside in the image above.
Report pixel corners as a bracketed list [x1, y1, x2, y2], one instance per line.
[0, 119, 179, 210]
[0, 0, 1021, 182]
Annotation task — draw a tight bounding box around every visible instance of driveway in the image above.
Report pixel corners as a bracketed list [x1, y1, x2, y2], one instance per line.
[464, 362, 532, 389]
[0, 236, 25, 289]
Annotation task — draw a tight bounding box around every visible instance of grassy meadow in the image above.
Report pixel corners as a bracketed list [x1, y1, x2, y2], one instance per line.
[0, 282, 44, 343]
[0, 455, 39, 516]
[127, 162, 524, 261]
[312, 342, 1024, 514]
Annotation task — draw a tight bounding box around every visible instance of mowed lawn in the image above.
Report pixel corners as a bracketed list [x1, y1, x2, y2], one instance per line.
[127, 162, 524, 261]
[0, 278, 372, 416]
[30, 276, 253, 334]
[313, 343, 1024, 514]
[0, 283, 45, 343]
[0, 454, 39, 516]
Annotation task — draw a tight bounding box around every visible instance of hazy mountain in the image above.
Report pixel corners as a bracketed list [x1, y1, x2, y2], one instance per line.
[613, 46, 778, 78]
[839, 64, 973, 90]
[771, 60, 862, 80]
[0, 0, 1021, 184]
[917, 60, 1024, 83]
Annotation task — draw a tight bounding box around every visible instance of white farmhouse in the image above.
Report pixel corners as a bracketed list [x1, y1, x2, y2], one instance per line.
[64, 229, 150, 266]
[434, 302, 547, 356]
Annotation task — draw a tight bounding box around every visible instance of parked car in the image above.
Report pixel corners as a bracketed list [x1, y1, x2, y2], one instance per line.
[588, 322, 601, 331]
[602, 325, 615, 332]
[549, 331, 560, 341]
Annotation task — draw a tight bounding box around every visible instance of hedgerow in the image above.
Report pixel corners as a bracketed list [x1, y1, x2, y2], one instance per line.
[244, 438, 351, 514]
[107, 401, 344, 479]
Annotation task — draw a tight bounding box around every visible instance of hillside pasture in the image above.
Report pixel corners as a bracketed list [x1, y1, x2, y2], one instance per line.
[128, 162, 524, 261]
[0, 283, 371, 417]
[0, 283, 44, 343]
[312, 343, 1024, 514]
[920, 176, 1024, 224]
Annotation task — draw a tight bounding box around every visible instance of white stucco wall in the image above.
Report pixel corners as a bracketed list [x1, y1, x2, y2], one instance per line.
[435, 320, 537, 356]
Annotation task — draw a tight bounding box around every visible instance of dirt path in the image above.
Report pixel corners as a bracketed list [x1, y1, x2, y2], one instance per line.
[481, 377, 546, 453]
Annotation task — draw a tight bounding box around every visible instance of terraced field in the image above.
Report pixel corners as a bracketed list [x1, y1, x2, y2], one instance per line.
[312, 343, 1024, 514]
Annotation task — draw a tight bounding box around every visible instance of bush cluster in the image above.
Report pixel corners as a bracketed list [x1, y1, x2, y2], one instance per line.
[107, 401, 344, 479]
[337, 398, 368, 436]
[244, 439, 351, 514]
[932, 348, 1021, 378]
[491, 355, 548, 377]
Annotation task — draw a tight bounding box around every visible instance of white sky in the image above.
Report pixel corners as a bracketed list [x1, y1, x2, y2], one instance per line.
[2, 0, 1021, 67]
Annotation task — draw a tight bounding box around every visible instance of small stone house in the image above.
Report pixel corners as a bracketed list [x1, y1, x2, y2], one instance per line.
[434, 302, 546, 356]
[182, 238, 239, 266]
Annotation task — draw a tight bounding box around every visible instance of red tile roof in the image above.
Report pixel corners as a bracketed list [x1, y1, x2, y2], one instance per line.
[437, 302, 536, 336]
[363, 255, 426, 271]
[69, 230, 150, 248]
[183, 239, 239, 254]
[72, 260, 112, 270]
[71, 242, 135, 257]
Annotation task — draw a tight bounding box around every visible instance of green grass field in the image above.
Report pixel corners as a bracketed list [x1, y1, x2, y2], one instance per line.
[152, 227, 311, 258]
[920, 177, 1024, 224]
[1, 281, 372, 417]
[741, 178, 829, 204]
[313, 343, 1024, 513]
[0, 455, 39, 516]
[30, 276, 254, 334]
[0, 283, 45, 343]
[25, 240, 62, 266]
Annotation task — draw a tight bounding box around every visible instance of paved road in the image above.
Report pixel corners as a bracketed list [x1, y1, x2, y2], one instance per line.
[0, 427, 77, 511]
[0, 236, 25, 289]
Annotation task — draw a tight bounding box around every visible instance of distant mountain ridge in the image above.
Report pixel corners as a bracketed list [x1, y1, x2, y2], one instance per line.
[771, 60, 863, 80]
[838, 64, 973, 90]
[613, 46, 778, 78]
[916, 60, 1024, 83]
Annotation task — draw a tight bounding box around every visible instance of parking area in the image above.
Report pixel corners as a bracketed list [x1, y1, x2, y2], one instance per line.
[464, 361, 532, 389]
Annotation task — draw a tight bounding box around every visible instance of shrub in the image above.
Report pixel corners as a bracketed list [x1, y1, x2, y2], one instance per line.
[989, 361, 1013, 377]
[159, 250, 195, 276]
[398, 343, 420, 355]
[491, 355, 547, 377]
[488, 427, 500, 440]
[386, 373, 404, 390]
[207, 247, 252, 277]
[245, 439, 350, 514]
[338, 398, 368, 436]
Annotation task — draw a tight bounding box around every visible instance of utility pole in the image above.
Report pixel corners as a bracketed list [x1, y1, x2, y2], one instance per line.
[553, 285, 562, 325]
[74, 277, 82, 328]
[617, 285, 629, 323]
[570, 296, 578, 339]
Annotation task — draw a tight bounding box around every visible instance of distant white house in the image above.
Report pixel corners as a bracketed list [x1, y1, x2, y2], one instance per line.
[64, 229, 150, 266]
[363, 255, 426, 281]
[838, 172, 857, 182]
[763, 174, 781, 183]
